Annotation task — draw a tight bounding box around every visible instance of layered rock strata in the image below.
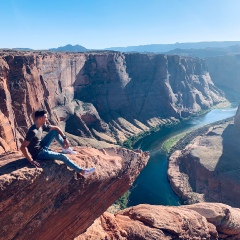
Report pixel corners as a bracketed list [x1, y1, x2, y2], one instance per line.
[77, 203, 240, 240]
[0, 50, 226, 150]
[0, 147, 149, 240]
[168, 110, 240, 207]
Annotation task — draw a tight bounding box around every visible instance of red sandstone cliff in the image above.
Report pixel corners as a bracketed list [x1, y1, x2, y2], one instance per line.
[0, 50, 226, 151]
[2, 146, 240, 239]
[0, 50, 234, 239]
[0, 146, 149, 240]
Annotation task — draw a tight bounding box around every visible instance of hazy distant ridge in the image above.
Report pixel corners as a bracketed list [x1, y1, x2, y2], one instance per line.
[105, 41, 240, 53]
[5, 41, 240, 55]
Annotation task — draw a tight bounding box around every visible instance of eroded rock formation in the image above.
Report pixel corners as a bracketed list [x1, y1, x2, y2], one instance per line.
[77, 203, 240, 240]
[168, 113, 240, 207]
[0, 147, 149, 240]
[0, 50, 226, 150]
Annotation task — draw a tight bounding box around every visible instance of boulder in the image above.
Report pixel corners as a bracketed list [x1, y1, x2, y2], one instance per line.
[77, 203, 240, 240]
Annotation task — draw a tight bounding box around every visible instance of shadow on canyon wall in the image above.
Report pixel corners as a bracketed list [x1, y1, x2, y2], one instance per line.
[215, 124, 240, 173]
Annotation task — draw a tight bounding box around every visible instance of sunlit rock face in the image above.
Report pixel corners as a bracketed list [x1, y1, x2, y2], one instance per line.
[0, 51, 226, 150]
[0, 147, 149, 240]
[77, 203, 240, 240]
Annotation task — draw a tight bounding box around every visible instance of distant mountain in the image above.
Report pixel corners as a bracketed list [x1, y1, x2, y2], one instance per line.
[12, 48, 33, 51]
[165, 45, 240, 58]
[49, 44, 88, 52]
[105, 41, 240, 53]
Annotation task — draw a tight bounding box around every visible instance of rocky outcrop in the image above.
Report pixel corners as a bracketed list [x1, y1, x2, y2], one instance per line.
[3, 146, 240, 240]
[77, 203, 240, 240]
[168, 115, 240, 207]
[0, 146, 149, 240]
[0, 50, 226, 150]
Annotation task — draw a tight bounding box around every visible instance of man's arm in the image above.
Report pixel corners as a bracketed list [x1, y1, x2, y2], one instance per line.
[20, 140, 40, 168]
[49, 125, 70, 148]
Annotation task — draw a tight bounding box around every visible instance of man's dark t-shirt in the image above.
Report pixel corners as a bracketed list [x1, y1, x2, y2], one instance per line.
[25, 124, 51, 159]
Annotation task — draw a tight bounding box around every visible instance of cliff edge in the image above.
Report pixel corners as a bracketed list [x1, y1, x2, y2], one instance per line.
[168, 104, 240, 207]
[2, 146, 240, 240]
[0, 146, 149, 240]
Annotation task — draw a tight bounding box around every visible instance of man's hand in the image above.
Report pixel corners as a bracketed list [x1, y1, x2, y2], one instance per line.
[20, 141, 40, 168]
[63, 139, 70, 149]
[31, 160, 40, 168]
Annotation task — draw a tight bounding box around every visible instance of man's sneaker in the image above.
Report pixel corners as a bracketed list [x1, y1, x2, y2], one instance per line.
[81, 167, 96, 177]
[62, 147, 77, 154]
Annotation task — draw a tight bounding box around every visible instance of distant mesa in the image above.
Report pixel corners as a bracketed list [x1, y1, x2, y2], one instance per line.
[49, 44, 88, 52]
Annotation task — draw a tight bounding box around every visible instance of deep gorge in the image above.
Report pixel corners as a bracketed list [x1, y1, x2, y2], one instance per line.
[2, 50, 240, 239]
[128, 106, 237, 207]
[0, 50, 226, 151]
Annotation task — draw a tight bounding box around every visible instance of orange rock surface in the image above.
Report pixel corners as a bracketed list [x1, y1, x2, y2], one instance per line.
[0, 147, 149, 240]
[75, 203, 240, 240]
[77, 203, 240, 240]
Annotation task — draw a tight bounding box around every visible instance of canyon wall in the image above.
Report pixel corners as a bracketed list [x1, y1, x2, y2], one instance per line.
[206, 54, 240, 95]
[1, 50, 240, 239]
[0, 50, 225, 150]
[168, 112, 240, 207]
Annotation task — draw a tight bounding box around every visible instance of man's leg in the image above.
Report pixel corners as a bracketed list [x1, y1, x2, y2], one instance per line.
[37, 148, 83, 172]
[41, 130, 64, 148]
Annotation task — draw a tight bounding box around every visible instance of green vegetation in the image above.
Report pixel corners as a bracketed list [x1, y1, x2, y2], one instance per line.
[162, 132, 188, 154]
[122, 131, 152, 149]
[120, 101, 231, 151]
[114, 191, 130, 210]
[121, 121, 180, 149]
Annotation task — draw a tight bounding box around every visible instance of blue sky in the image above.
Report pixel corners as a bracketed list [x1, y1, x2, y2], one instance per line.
[1, 0, 240, 49]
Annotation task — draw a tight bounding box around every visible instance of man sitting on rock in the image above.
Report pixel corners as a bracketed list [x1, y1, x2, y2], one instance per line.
[20, 109, 96, 177]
